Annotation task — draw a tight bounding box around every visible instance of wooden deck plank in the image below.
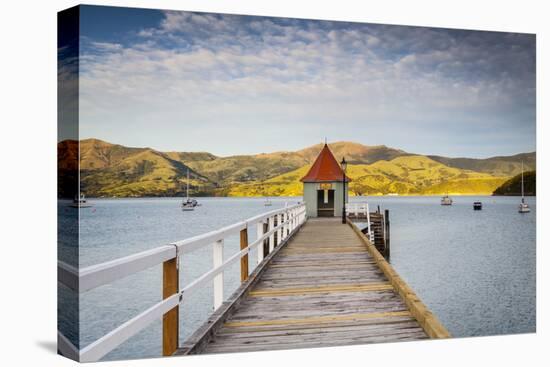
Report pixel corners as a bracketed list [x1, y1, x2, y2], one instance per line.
[177, 218, 432, 355]
[248, 283, 394, 297]
[260, 270, 385, 281]
[240, 288, 402, 302]
[225, 310, 412, 327]
[215, 316, 419, 334]
[204, 332, 429, 354]
[255, 277, 389, 288]
[210, 327, 427, 347]
[237, 291, 406, 311]
[269, 262, 374, 269]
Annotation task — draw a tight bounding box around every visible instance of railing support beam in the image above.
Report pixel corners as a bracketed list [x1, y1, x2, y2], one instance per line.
[268, 216, 275, 253]
[240, 228, 249, 282]
[276, 214, 282, 246]
[282, 212, 287, 240]
[162, 257, 179, 356]
[213, 239, 224, 309]
[257, 221, 264, 263]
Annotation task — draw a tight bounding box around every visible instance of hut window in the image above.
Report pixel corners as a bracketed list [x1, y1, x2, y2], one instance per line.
[324, 189, 328, 203]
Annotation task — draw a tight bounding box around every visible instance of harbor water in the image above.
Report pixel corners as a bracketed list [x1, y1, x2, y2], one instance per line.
[58, 196, 536, 361]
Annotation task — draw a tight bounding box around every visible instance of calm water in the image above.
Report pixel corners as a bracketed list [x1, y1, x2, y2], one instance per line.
[58, 196, 536, 361]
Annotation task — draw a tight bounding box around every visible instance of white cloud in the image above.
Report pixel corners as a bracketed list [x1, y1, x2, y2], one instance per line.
[90, 41, 123, 51]
[77, 11, 535, 156]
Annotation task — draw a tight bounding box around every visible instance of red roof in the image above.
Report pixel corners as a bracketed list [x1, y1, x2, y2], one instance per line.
[300, 144, 351, 183]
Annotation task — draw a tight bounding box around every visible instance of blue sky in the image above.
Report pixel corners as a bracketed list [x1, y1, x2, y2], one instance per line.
[76, 5, 536, 158]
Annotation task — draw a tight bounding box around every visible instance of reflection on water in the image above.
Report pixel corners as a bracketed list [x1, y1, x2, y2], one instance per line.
[59, 196, 535, 360]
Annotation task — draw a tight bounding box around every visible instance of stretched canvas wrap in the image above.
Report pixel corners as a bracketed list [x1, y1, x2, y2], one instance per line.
[58, 5, 536, 362]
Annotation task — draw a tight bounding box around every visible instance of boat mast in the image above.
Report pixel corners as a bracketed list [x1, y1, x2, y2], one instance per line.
[187, 169, 190, 201]
[521, 161, 525, 203]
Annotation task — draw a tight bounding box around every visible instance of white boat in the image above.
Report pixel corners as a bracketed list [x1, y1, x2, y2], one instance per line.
[182, 198, 197, 211]
[518, 161, 530, 213]
[264, 198, 272, 206]
[441, 193, 453, 206]
[182, 169, 198, 211]
[70, 193, 92, 208]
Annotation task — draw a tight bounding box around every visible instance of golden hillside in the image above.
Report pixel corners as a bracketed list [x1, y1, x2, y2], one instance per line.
[228, 156, 508, 196]
[74, 139, 532, 197]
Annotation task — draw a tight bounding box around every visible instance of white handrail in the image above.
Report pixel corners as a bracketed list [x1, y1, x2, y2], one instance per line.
[59, 246, 177, 293]
[80, 293, 182, 362]
[366, 204, 374, 243]
[58, 203, 307, 362]
[345, 202, 374, 243]
[59, 203, 305, 293]
[57, 330, 79, 361]
[181, 220, 289, 300]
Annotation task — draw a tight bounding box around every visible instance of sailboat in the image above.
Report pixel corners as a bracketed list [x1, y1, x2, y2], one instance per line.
[182, 169, 198, 211]
[518, 161, 530, 213]
[70, 193, 92, 208]
[441, 192, 453, 206]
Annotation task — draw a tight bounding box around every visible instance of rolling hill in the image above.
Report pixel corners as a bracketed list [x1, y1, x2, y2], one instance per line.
[68, 139, 535, 197]
[493, 171, 536, 196]
[180, 142, 408, 185]
[79, 139, 216, 197]
[229, 156, 509, 196]
[428, 152, 535, 177]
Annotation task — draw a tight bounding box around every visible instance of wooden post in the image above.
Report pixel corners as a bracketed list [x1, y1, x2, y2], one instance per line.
[162, 257, 179, 356]
[256, 221, 264, 264]
[263, 222, 269, 257]
[240, 228, 249, 282]
[213, 239, 224, 309]
[384, 209, 390, 259]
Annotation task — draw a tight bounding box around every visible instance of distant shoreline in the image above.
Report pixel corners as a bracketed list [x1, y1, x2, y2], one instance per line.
[60, 194, 537, 200]
[61, 139, 534, 202]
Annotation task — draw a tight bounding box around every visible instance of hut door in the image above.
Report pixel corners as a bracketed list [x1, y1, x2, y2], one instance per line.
[317, 189, 335, 217]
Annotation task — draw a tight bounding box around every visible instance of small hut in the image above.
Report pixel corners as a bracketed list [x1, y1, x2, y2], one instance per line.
[300, 144, 351, 218]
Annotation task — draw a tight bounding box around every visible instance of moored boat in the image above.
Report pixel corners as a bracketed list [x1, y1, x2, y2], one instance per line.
[518, 201, 530, 213]
[473, 201, 482, 210]
[518, 161, 530, 213]
[70, 193, 92, 208]
[182, 169, 198, 211]
[441, 193, 453, 206]
[181, 198, 197, 211]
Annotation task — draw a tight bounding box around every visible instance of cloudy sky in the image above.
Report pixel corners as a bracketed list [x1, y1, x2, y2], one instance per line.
[76, 5, 536, 158]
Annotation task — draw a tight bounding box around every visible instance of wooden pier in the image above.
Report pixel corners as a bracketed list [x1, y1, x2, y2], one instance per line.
[178, 217, 448, 355]
[58, 203, 449, 362]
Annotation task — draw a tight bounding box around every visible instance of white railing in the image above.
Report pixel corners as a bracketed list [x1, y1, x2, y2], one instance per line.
[347, 202, 368, 217]
[346, 202, 374, 243]
[367, 207, 374, 243]
[58, 203, 307, 362]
